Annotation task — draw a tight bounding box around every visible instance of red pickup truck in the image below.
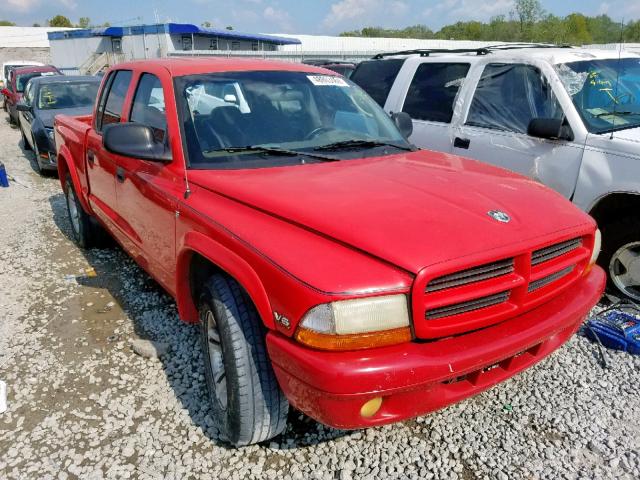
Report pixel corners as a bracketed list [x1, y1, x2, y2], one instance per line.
[55, 58, 605, 446]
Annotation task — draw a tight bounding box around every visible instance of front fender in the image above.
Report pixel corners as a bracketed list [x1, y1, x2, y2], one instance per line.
[176, 231, 274, 329]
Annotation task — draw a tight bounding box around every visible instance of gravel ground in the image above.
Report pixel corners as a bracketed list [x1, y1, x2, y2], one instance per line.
[1, 114, 639, 480]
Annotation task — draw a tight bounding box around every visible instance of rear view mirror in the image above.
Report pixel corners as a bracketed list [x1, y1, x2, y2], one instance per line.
[103, 123, 172, 162]
[528, 118, 574, 141]
[391, 111, 413, 139]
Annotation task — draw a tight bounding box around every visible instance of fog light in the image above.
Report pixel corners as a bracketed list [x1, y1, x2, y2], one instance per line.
[360, 397, 383, 418]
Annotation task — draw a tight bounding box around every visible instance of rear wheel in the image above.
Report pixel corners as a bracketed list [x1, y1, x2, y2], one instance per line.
[65, 174, 96, 249]
[199, 274, 289, 446]
[599, 217, 640, 302]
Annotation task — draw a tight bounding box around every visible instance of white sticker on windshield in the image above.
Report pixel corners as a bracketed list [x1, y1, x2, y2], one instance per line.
[307, 75, 348, 87]
[41, 72, 56, 76]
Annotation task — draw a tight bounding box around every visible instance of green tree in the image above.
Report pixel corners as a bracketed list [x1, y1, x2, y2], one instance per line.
[77, 17, 91, 28]
[0, 20, 16, 26]
[565, 13, 592, 44]
[32, 22, 41, 27]
[513, 0, 544, 36]
[225, 25, 233, 30]
[48, 15, 73, 28]
[202, 21, 212, 28]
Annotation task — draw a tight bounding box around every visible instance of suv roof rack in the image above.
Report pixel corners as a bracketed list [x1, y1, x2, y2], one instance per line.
[371, 43, 572, 60]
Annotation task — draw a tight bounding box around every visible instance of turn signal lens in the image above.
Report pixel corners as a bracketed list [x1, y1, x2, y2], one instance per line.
[584, 229, 602, 275]
[295, 294, 412, 351]
[295, 326, 412, 351]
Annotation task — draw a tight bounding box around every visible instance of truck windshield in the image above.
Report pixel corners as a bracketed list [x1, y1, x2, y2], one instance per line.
[37, 81, 99, 110]
[556, 57, 640, 134]
[175, 70, 410, 169]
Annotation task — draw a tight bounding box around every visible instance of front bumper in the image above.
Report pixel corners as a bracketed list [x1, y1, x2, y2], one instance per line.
[267, 266, 605, 429]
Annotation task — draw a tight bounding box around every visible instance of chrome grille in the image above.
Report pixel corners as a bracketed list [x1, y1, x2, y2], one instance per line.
[531, 238, 581, 265]
[426, 291, 510, 320]
[528, 266, 574, 293]
[426, 258, 514, 292]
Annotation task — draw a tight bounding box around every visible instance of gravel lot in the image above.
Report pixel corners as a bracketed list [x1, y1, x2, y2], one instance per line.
[1, 114, 639, 480]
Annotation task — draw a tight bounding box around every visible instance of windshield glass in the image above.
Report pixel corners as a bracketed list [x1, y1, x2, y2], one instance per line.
[37, 81, 99, 110]
[176, 70, 409, 169]
[556, 57, 640, 134]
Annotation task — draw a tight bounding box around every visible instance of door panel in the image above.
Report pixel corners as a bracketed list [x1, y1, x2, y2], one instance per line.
[453, 62, 584, 199]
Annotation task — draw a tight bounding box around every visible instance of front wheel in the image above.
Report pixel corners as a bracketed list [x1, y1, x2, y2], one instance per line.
[599, 218, 640, 302]
[199, 274, 289, 446]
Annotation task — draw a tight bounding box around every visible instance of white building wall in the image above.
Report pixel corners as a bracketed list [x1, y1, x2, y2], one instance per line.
[50, 36, 108, 72]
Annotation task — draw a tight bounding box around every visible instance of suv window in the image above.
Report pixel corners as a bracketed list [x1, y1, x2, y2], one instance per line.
[96, 70, 132, 132]
[403, 63, 470, 123]
[130, 73, 167, 142]
[466, 63, 564, 134]
[350, 59, 404, 107]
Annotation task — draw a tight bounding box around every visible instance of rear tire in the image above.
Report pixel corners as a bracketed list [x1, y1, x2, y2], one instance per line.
[199, 274, 289, 446]
[65, 174, 96, 249]
[599, 217, 640, 302]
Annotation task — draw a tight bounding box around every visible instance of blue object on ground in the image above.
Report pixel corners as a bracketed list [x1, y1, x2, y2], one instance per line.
[0, 162, 8, 188]
[586, 310, 640, 355]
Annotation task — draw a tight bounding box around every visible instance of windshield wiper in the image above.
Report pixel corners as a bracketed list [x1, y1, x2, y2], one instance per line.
[593, 110, 640, 118]
[213, 145, 339, 162]
[313, 139, 415, 152]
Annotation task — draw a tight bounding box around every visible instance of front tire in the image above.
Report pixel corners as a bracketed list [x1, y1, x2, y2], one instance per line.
[199, 274, 289, 446]
[65, 174, 96, 249]
[599, 217, 640, 302]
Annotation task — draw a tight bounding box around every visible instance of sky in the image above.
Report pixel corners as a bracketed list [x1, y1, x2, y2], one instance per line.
[0, 0, 638, 35]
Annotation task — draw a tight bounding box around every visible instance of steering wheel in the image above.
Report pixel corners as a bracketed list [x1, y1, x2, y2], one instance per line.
[305, 126, 335, 140]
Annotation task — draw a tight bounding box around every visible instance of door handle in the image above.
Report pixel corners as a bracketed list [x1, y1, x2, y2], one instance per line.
[453, 137, 471, 149]
[87, 150, 95, 164]
[116, 167, 125, 183]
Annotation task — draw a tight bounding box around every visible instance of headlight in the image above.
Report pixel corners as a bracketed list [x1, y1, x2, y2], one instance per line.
[585, 229, 601, 275]
[294, 294, 411, 351]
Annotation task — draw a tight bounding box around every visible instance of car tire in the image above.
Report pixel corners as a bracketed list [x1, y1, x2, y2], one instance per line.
[20, 127, 31, 151]
[31, 134, 44, 174]
[199, 274, 289, 446]
[65, 174, 96, 249]
[599, 217, 640, 302]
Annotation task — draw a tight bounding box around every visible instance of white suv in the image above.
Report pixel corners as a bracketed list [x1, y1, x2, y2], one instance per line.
[351, 45, 640, 301]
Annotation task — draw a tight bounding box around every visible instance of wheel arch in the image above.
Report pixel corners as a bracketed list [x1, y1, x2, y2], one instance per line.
[588, 192, 640, 232]
[176, 231, 274, 329]
[57, 147, 92, 214]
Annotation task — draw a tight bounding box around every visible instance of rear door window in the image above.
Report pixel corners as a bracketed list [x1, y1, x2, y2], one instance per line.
[402, 63, 470, 123]
[350, 59, 404, 107]
[466, 63, 564, 134]
[96, 70, 132, 133]
[130, 73, 167, 142]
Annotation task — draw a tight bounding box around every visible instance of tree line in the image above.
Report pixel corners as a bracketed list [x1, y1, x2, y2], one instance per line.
[340, 0, 639, 44]
[0, 16, 109, 28]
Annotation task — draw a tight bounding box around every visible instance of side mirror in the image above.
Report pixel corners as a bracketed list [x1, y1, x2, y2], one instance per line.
[103, 123, 172, 162]
[16, 101, 31, 112]
[1, 88, 9, 97]
[527, 118, 574, 141]
[391, 111, 413, 139]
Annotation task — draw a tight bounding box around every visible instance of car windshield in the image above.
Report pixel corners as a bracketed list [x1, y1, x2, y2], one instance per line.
[175, 70, 410, 169]
[556, 57, 640, 134]
[37, 81, 99, 110]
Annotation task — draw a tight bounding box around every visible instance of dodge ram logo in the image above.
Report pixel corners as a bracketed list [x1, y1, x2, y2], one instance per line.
[488, 210, 511, 223]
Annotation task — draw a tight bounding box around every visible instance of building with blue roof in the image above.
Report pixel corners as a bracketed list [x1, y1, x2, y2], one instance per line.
[47, 23, 301, 74]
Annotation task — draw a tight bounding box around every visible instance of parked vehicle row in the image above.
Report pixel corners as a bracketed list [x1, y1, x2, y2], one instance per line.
[54, 57, 604, 446]
[350, 45, 640, 301]
[1, 64, 101, 175]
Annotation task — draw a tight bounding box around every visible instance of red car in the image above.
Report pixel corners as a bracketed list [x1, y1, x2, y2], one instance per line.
[55, 58, 605, 446]
[2, 65, 61, 124]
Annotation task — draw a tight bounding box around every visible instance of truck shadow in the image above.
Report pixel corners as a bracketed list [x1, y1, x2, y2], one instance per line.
[47, 192, 347, 449]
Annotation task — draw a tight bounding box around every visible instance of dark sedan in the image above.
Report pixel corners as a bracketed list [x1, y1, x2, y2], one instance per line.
[17, 75, 100, 174]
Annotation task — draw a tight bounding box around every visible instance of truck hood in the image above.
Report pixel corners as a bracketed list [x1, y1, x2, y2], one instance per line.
[189, 150, 591, 273]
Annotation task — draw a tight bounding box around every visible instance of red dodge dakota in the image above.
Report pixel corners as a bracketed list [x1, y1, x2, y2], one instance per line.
[55, 58, 605, 446]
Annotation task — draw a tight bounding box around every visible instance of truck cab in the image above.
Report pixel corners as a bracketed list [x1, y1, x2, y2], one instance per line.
[351, 46, 640, 301]
[55, 58, 604, 447]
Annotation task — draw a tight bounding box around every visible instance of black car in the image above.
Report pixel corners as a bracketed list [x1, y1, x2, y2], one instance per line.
[301, 59, 357, 78]
[17, 75, 100, 174]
